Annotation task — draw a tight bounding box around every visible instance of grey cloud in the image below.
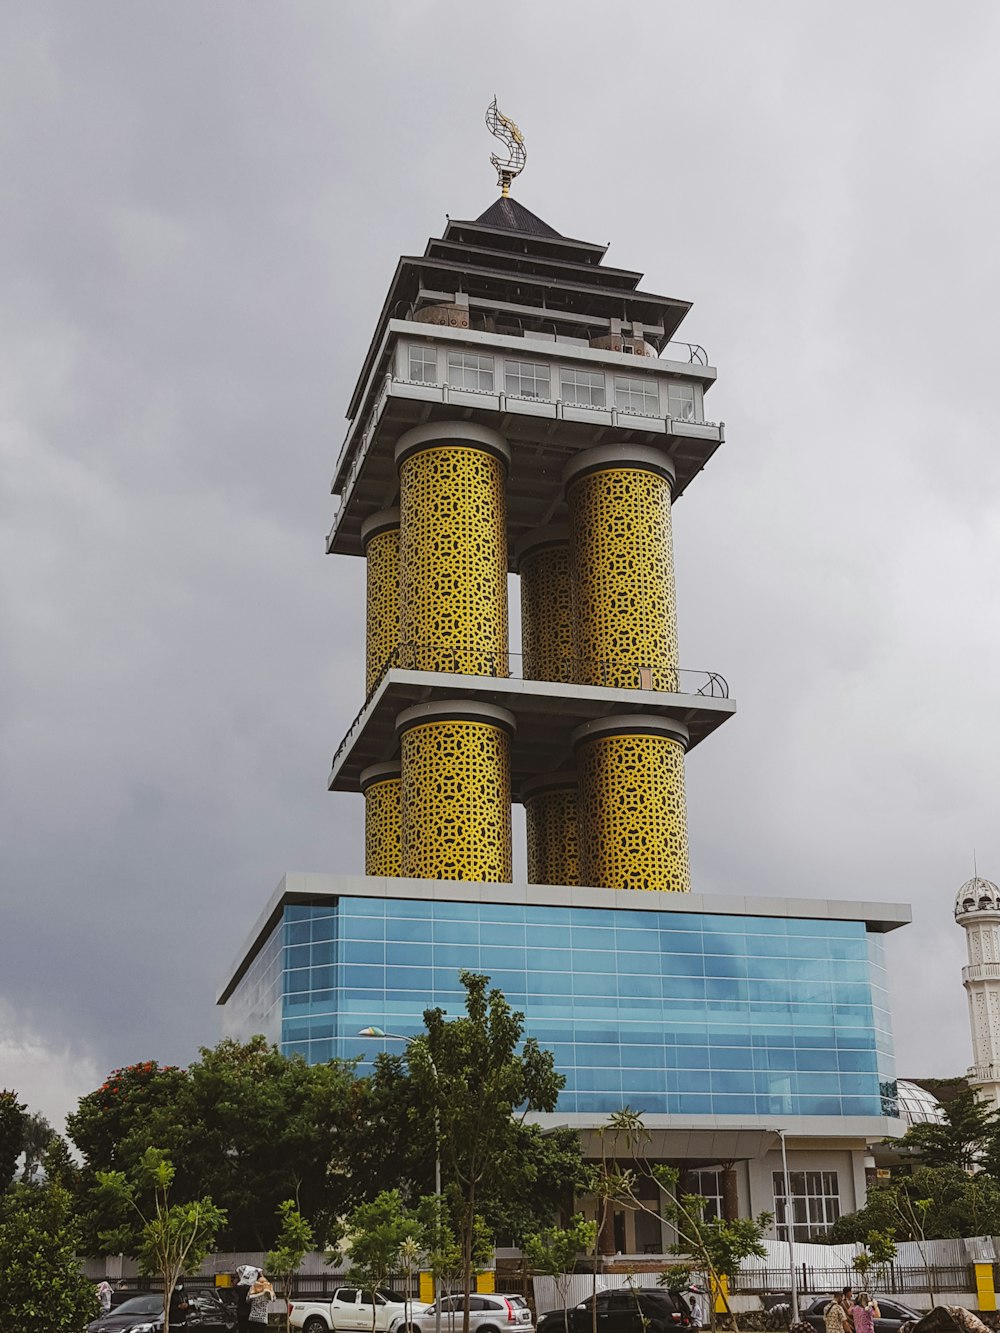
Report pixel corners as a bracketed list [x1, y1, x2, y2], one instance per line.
[2, 0, 998, 1121]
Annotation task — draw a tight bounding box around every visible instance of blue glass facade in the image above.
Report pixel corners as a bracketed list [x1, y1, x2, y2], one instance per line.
[224, 894, 897, 1118]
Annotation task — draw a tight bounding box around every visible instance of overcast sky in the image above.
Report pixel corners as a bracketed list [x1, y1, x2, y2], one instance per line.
[3, 1, 999, 1133]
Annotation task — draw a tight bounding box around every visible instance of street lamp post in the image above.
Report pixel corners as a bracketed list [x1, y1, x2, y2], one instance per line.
[775, 1128, 799, 1323]
[359, 1027, 442, 1333]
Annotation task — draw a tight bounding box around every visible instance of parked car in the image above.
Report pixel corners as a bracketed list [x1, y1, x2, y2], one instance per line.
[290, 1285, 431, 1333]
[790, 1296, 922, 1333]
[413, 1294, 534, 1333]
[88, 1289, 237, 1333]
[537, 1288, 693, 1333]
[89, 1294, 167, 1333]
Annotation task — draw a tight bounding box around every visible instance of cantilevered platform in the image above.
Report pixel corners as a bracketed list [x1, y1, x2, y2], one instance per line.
[328, 667, 736, 799]
[327, 321, 724, 562]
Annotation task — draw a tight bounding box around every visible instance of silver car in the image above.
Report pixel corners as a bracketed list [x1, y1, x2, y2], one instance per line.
[413, 1295, 534, 1333]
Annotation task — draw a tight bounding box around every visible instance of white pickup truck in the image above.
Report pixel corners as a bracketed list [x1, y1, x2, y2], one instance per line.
[290, 1285, 431, 1333]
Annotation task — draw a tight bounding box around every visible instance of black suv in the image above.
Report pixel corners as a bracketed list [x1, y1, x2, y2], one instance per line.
[538, 1289, 692, 1333]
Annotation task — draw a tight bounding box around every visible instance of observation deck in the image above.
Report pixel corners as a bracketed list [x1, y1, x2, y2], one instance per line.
[327, 320, 723, 562]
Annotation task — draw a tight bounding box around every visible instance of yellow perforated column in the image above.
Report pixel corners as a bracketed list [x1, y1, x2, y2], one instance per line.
[396, 423, 510, 677]
[565, 446, 679, 691]
[397, 700, 515, 882]
[515, 525, 574, 683]
[523, 772, 579, 886]
[361, 508, 400, 691]
[573, 715, 691, 892]
[360, 762, 402, 877]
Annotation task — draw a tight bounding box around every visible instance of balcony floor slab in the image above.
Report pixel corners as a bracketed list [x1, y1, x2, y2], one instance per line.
[329, 669, 736, 796]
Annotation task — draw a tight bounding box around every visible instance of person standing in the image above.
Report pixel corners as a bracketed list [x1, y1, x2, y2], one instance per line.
[169, 1282, 190, 1330]
[851, 1292, 880, 1333]
[96, 1282, 113, 1314]
[248, 1271, 276, 1328]
[235, 1266, 259, 1333]
[687, 1286, 706, 1330]
[825, 1289, 853, 1333]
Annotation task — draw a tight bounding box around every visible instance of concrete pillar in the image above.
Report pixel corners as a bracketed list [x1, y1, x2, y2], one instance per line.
[564, 445, 679, 692]
[523, 771, 579, 887]
[515, 524, 574, 683]
[360, 762, 402, 877]
[396, 422, 510, 678]
[397, 700, 515, 883]
[573, 714, 691, 893]
[361, 507, 400, 692]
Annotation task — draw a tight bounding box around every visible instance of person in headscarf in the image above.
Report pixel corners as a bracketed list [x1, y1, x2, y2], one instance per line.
[235, 1267, 260, 1333]
[249, 1271, 275, 1327]
[96, 1281, 113, 1313]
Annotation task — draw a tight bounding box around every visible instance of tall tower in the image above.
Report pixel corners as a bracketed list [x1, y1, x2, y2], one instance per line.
[327, 113, 735, 891]
[955, 876, 1000, 1108]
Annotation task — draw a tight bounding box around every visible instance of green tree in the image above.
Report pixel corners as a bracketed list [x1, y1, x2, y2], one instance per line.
[589, 1111, 770, 1333]
[898, 1086, 1000, 1171]
[829, 1165, 1000, 1244]
[332, 1190, 423, 1333]
[852, 1230, 896, 1292]
[484, 1124, 586, 1244]
[94, 1146, 227, 1333]
[267, 1199, 316, 1333]
[0, 1179, 98, 1333]
[661, 1203, 771, 1331]
[0, 1090, 27, 1193]
[19, 1111, 56, 1184]
[69, 1039, 359, 1249]
[348, 1055, 584, 1244]
[68, 1061, 188, 1176]
[524, 1214, 598, 1333]
[413, 972, 564, 1333]
[415, 1197, 493, 1333]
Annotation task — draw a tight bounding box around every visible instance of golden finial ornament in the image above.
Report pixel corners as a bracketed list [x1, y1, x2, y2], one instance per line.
[486, 96, 526, 198]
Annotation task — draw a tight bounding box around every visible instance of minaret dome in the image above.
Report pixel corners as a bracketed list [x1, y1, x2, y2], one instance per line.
[955, 876, 1000, 918]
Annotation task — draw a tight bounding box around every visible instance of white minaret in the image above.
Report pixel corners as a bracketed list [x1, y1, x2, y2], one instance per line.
[955, 876, 1000, 1109]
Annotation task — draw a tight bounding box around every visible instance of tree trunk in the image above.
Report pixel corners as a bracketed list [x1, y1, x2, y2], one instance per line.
[462, 1182, 476, 1333]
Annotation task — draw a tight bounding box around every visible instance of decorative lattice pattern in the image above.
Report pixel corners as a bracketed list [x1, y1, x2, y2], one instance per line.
[568, 468, 679, 691]
[364, 777, 402, 876]
[399, 446, 509, 676]
[520, 543, 575, 683]
[401, 720, 512, 881]
[525, 786, 579, 886]
[577, 733, 690, 892]
[365, 527, 400, 690]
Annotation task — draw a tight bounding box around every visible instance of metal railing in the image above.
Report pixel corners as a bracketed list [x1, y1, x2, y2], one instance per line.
[330, 645, 729, 771]
[731, 1263, 977, 1297]
[330, 365, 722, 515]
[662, 340, 709, 366]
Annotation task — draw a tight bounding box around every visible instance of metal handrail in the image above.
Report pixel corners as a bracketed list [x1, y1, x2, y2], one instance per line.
[662, 340, 709, 366]
[330, 646, 729, 771]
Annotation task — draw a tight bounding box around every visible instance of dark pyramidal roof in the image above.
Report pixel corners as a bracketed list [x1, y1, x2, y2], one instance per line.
[474, 195, 562, 238]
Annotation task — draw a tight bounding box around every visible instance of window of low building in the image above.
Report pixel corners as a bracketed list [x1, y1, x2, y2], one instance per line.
[615, 374, 660, 416]
[772, 1169, 840, 1241]
[447, 352, 494, 392]
[561, 366, 606, 408]
[667, 381, 697, 421]
[505, 360, 550, 400]
[688, 1169, 724, 1221]
[407, 345, 437, 384]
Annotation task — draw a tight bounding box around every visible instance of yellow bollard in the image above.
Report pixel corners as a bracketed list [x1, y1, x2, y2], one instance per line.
[975, 1261, 996, 1312]
[713, 1274, 729, 1315]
